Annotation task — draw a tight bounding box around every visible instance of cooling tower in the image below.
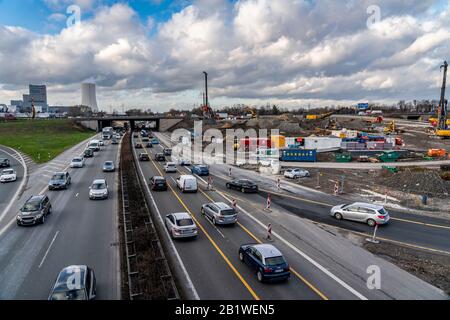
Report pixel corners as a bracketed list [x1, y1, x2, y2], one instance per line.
[81, 83, 99, 112]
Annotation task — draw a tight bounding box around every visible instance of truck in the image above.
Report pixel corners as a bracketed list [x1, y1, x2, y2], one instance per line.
[102, 127, 113, 140]
[279, 149, 317, 162]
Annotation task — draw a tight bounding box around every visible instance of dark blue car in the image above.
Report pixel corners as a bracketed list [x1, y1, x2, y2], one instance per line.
[239, 244, 290, 282]
[191, 165, 209, 176]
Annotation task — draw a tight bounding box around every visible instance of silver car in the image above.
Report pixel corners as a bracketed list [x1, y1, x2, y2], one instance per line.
[89, 179, 109, 200]
[165, 212, 198, 239]
[201, 202, 237, 225]
[330, 202, 390, 227]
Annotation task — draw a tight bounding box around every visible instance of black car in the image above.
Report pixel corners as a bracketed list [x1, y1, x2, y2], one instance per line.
[135, 143, 143, 149]
[49, 265, 96, 300]
[146, 142, 153, 148]
[155, 153, 165, 162]
[163, 148, 172, 156]
[139, 153, 150, 161]
[84, 149, 94, 158]
[226, 179, 258, 193]
[0, 158, 10, 168]
[17, 195, 52, 226]
[48, 172, 71, 190]
[150, 176, 168, 191]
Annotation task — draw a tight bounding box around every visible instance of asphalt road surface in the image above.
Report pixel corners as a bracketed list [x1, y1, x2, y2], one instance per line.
[144, 133, 447, 300]
[0, 139, 121, 300]
[0, 147, 25, 217]
[135, 136, 438, 300]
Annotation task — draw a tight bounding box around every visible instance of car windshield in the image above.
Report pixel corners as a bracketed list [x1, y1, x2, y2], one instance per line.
[50, 289, 87, 300]
[22, 202, 40, 212]
[378, 208, 388, 215]
[265, 256, 286, 267]
[92, 183, 106, 190]
[241, 180, 253, 185]
[2, 169, 14, 174]
[177, 218, 193, 226]
[73, 158, 82, 162]
[155, 179, 166, 184]
[167, 164, 175, 167]
[52, 174, 65, 180]
[105, 162, 113, 166]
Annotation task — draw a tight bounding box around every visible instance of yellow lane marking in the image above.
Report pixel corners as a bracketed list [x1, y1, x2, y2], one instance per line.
[317, 223, 450, 256]
[389, 217, 450, 230]
[198, 185, 329, 300]
[138, 138, 261, 300]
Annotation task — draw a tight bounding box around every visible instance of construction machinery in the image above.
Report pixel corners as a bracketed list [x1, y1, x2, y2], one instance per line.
[436, 61, 450, 138]
[201, 71, 216, 124]
[383, 120, 398, 134]
[244, 106, 257, 119]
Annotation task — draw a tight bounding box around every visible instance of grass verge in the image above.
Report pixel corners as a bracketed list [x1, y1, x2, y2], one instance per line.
[0, 119, 95, 163]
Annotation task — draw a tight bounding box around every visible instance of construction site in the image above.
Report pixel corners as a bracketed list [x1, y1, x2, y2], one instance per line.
[168, 63, 450, 216]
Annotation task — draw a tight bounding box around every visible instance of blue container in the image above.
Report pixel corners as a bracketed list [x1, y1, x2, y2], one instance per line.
[280, 149, 317, 162]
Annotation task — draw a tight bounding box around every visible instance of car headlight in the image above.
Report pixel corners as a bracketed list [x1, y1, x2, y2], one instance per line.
[36, 213, 43, 219]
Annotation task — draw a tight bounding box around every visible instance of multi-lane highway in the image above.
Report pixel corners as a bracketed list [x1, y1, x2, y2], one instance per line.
[0, 137, 121, 299]
[133, 134, 447, 300]
[155, 132, 450, 255]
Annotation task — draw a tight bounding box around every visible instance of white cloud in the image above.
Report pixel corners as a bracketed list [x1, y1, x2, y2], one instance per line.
[1, 0, 449, 111]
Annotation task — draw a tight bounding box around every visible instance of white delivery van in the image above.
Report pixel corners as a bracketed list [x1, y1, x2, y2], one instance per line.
[88, 140, 100, 152]
[176, 175, 198, 193]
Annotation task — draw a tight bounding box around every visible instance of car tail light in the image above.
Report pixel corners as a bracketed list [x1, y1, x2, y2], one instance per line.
[264, 267, 272, 273]
[377, 215, 385, 219]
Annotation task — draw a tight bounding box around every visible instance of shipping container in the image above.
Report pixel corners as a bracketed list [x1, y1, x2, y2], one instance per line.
[280, 149, 317, 162]
[304, 137, 341, 152]
[239, 138, 271, 151]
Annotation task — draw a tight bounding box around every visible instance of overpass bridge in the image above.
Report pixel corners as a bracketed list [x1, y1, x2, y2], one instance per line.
[76, 116, 184, 132]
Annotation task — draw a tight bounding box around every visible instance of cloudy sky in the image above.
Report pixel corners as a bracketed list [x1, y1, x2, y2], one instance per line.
[0, 0, 449, 112]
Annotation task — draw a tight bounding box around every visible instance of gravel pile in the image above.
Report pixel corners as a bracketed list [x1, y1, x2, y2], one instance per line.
[381, 169, 449, 198]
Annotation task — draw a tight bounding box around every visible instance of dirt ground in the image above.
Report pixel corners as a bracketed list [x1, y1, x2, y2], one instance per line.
[364, 242, 450, 295]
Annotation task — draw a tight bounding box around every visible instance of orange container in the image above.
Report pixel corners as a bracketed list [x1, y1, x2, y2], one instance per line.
[427, 149, 446, 157]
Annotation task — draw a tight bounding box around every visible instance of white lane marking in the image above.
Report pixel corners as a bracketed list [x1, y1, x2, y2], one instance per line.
[75, 193, 79, 198]
[194, 175, 369, 300]
[0, 146, 27, 223]
[38, 231, 60, 268]
[133, 136, 200, 300]
[205, 217, 226, 239]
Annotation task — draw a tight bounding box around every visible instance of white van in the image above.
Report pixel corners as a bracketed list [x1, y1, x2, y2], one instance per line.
[176, 175, 198, 193]
[88, 140, 100, 152]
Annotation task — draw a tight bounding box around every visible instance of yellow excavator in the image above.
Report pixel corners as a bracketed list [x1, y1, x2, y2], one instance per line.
[383, 120, 398, 134]
[244, 106, 257, 119]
